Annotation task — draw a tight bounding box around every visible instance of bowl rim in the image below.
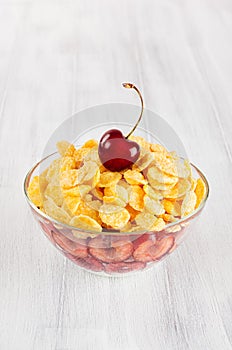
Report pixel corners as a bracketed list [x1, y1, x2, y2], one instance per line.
[23, 152, 209, 235]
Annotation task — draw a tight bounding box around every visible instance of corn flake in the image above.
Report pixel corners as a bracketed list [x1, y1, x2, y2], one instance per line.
[143, 184, 163, 200]
[46, 159, 61, 185]
[27, 176, 43, 207]
[60, 169, 79, 189]
[91, 186, 104, 200]
[75, 200, 101, 225]
[85, 199, 102, 211]
[82, 139, 98, 149]
[135, 212, 157, 230]
[163, 179, 191, 199]
[129, 185, 144, 211]
[163, 199, 181, 217]
[56, 141, 71, 156]
[79, 185, 91, 198]
[70, 214, 102, 232]
[60, 156, 76, 172]
[44, 183, 64, 207]
[147, 166, 178, 185]
[195, 178, 206, 209]
[129, 135, 150, 150]
[125, 204, 140, 221]
[161, 213, 177, 223]
[124, 169, 148, 185]
[99, 208, 130, 229]
[149, 178, 176, 191]
[103, 196, 126, 207]
[144, 195, 165, 215]
[150, 218, 166, 231]
[63, 195, 81, 215]
[133, 150, 154, 171]
[43, 197, 71, 224]
[181, 191, 197, 217]
[64, 144, 76, 157]
[98, 171, 122, 187]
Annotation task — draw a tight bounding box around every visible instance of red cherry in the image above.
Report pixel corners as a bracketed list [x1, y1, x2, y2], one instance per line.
[98, 129, 140, 172]
[98, 83, 144, 172]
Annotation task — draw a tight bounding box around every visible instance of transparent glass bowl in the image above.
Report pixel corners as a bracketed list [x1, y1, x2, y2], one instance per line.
[24, 152, 209, 277]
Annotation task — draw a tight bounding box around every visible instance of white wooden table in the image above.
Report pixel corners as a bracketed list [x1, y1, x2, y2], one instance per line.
[1, 1, 232, 349]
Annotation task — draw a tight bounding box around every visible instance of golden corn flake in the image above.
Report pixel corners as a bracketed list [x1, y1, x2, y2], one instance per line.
[166, 224, 182, 233]
[62, 186, 80, 198]
[129, 185, 144, 211]
[143, 184, 163, 200]
[75, 200, 101, 225]
[98, 171, 122, 187]
[125, 204, 140, 221]
[44, 183, 64, 207]
[46, 159, 61, 184]
[150, 143, 168, 154]
[70, 214, 102, 232]
[150, 217, 166, 232]
[56, 141, 71, 156]
[60, 169, 79, 189]
[152, 152, 178, 177]
[163, 179, 191, 199]
[195, 178, 206, 209]
[99, 203, 123, 214]
[115, 185, 129, 203]
[39, 169, 48, 192]
[118, 179, 130, 190]
[43, 197, 71, 224]
[64, 144, 76, 157]
[161, 213, 177, 223]
[91, 186, 104, 200]
[147, 166, 178, 185]
[144, 195, 165, 216]
[135, 212, 157, 230]
[77, 161, 100, 188]
[124, 169, 148, 185]
[177, 159, 191, 179]
[60, 156, 76, 172]
[191, 178, 197, 191]
[63, 195, 81, 215]
[79, 185, 91, 198]
[99, 207, 130, 229]
[104, 184, 128, 203]
[149, 178, 176, 191]
[133, 150, 154, 171]
[181, 191, 197, 217]
[85, 199, 102, 211]
[83, 148, 101, 165]
[162, 199, 181, 217]
[73, 147, 90, 166]
[82, 139, 98, 149]
[27, 176, 43, 207]
[84, 194, 93, 202]
[129, 135, 151, 150]
[103, 196, 125, 207]
[120, 222, 132, 232]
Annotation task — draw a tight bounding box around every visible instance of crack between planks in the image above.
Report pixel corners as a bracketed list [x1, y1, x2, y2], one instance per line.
[192, 47, 232, 164]
[165, 268, 191, 350]
[187, 248, 232, 348]
[54, 257, 67, 350]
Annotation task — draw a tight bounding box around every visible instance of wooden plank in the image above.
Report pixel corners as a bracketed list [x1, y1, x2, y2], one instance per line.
[0, 0, 232, 349]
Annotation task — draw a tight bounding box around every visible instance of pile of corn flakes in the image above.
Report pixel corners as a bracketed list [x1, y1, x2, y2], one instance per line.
[27, 136, 206, 233]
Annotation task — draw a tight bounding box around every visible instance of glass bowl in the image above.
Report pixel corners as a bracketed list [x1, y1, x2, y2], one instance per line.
[24, 152, 209, 277]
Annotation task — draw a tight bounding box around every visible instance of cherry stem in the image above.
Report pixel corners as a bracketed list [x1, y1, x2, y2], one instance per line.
[122, 83, 144, 139]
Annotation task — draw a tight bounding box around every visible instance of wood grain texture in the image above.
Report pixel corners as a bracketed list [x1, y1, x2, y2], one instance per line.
[0, 0, 232, 349]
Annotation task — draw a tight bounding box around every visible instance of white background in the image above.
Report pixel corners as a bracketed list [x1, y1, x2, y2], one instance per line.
[1, 0, 232, 349]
